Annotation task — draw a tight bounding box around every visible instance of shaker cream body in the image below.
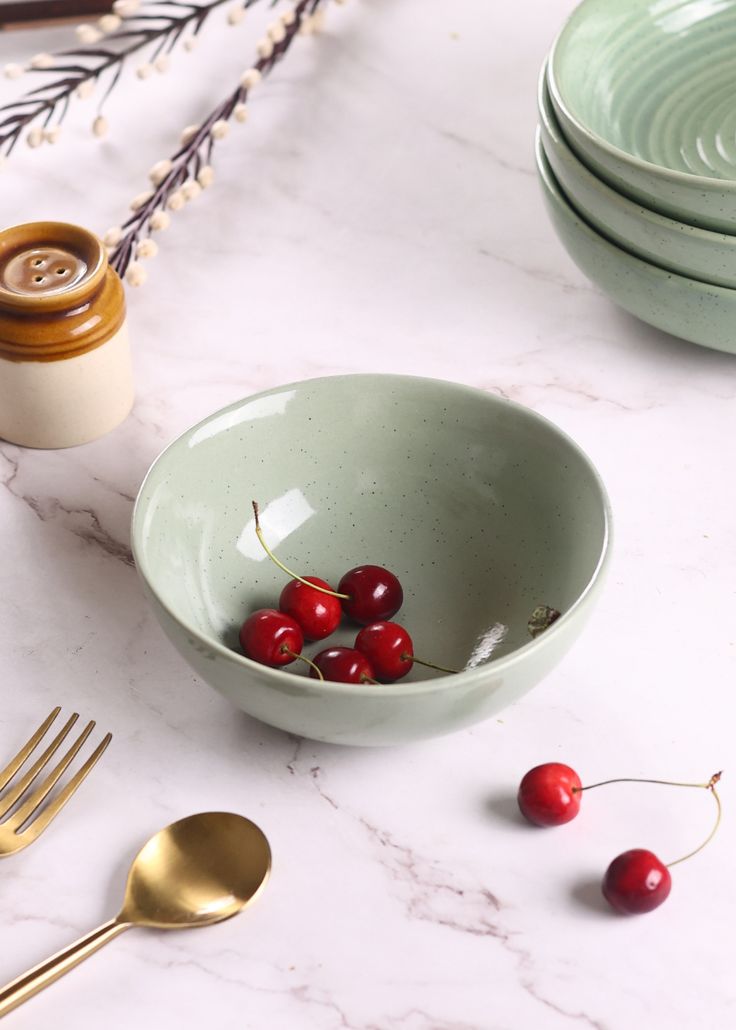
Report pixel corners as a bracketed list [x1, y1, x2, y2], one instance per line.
[0, 222, 133, 449]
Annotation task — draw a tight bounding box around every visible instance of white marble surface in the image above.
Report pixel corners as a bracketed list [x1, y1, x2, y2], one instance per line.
[0, 1, 735, 1027]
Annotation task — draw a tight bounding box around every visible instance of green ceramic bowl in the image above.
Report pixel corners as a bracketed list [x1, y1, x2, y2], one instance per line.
[539, 68, 736, 290]
[536, 131, 736, 355]
[131, 375, 611, 746]
[548, 0, 736, 232]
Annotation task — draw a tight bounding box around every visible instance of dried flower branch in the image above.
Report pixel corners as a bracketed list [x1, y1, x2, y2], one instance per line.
[108, 0, 330, 283]
[0, 0, 263, 158]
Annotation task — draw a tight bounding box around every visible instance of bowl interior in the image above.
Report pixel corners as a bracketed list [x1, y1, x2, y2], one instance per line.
[552, 0, 736, 181]
[133, 376, 609, 682]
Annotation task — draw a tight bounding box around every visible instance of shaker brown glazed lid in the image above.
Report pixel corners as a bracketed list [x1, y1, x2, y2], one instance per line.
[0, 221, 125, 361]
[0, 222, 106, 312]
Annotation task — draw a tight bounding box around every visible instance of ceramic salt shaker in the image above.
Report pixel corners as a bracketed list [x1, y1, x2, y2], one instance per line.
[0, 221, 133, 448]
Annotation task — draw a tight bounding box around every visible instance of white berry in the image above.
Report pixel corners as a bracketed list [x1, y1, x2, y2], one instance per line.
[30, 53, 54, 70]
[103, 226, 124, 246]
[149, 159, 173, 186]
[130, 190, 154, 211]
[98, 13, 122, 33]
[136, 238, 158, 259]
[180, 124, 200, 145]
[240, 68, 262, 89]
[149, 210, 171, 231]
[125, 261, 147, 287]
[197, 166, 215, 188]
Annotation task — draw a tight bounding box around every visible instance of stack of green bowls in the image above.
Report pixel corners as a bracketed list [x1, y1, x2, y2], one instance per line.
[539, 0, 736, 354]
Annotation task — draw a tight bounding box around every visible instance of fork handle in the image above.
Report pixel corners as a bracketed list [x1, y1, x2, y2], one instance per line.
[0, 918, 129, 1018]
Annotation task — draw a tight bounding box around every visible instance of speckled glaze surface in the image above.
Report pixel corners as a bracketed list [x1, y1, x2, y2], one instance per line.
[548, 0, 736, 232]
[132, 375, 611, 746]
[537, 133, 736, 355]
[539, 70, 736, 290]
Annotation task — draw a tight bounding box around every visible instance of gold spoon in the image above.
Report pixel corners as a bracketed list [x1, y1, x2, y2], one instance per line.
[0, 811, 271, 1019]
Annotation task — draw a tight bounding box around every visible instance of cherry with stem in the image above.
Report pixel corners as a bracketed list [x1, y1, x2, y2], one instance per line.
[239, 608, 324, 680]
[252, 501, 349, 600]
[280, 576, 342, 641]
[598, 772, 722, 914]
[311, 647, 377, 685]
[252, 500, 404, 624]
[573, 772, 723, 867]
[517, 764, 723, 913]
[355, 621, 458, 682]
[279, 647, 324, 681]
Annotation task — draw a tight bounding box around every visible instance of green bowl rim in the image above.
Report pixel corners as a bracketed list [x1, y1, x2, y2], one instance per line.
[536, 127, 736, 299]
[131, 373, 613, 698]
[538, 62, 736, 246]
[547, 2, 736, 195]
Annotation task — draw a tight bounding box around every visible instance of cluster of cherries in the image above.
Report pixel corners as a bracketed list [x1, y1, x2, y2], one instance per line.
[517, 762, 722, 914]
[238, 503, 454, 684]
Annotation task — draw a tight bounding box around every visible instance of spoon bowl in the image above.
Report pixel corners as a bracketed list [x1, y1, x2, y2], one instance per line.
[0, 812, 271, 1018]
[121, 812, 272, 928]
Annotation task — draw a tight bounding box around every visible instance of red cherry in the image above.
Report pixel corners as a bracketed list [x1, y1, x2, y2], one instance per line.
[517, 763, 582, 826]
[602, 849, 672, 914]
[354, 621, 413, 682]
[279, 576, 342, 641]
[311, 647, 376, 684]
[239, 609, 304, 667]
[338, 565, 403, 625]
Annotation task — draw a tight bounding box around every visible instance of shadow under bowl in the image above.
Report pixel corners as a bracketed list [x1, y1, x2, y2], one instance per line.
[132, 374, 611, 746]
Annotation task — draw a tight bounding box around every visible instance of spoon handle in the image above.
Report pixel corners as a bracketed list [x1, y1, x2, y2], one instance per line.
[0, 918, 129, 1018]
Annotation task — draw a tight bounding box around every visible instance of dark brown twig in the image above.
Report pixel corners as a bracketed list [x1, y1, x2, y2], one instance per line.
[0, 0, 266, 157]
[108, 0, 325, 280]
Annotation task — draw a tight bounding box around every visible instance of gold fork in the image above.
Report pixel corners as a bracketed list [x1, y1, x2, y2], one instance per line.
[0, 708, 111, 856]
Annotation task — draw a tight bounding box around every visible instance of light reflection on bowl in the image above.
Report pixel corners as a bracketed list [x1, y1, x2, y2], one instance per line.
[132, 374, 611, 746]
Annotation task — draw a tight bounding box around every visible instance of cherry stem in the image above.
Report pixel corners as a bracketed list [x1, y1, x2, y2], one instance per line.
[572, 774, 720, 794]
[667, 772, 722, 868]
[403, 653, 459, 675]
[572, 772, 723, 869]
[282, 647, 324, 681]
[361, 676, 379, 685]
[252, 501, 349, 600]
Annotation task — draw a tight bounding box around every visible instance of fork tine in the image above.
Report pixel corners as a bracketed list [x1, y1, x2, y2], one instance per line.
[0, 714, 79, 820]
[0, 708, 61, 792]
[4, 720, 95, 832]
[17, 732, 112, 844]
